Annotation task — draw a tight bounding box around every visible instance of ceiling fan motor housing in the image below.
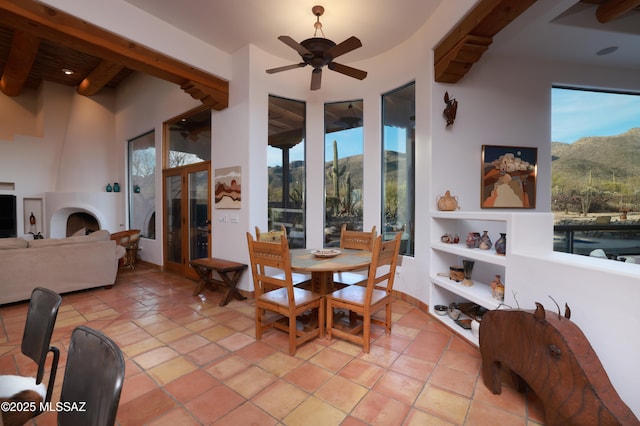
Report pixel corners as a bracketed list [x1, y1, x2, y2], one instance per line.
[300, 37, 336, 68]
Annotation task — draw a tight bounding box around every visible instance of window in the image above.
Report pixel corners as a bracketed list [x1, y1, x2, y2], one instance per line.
[382, 82, 415, 256]
[165, 108, 211, 168]
[268, 95, 306, 248]
[324, 100, 364, 247]
[552, 86, 640, 260]
[128, 131, 156, 239]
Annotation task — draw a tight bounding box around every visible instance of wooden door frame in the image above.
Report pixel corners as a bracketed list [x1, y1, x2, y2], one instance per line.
[162, 161, 211, 279]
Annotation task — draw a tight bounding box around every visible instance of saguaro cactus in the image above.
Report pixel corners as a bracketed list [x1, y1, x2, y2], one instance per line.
[331, 140, 346, 214]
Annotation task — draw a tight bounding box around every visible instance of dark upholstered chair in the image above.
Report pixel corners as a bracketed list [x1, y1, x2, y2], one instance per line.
[58, 326, 125, 426]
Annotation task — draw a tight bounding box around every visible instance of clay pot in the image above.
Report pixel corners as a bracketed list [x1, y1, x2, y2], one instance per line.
[491, 275, 505, 301]
[437, 190, 458, 211]
[495, 233, 506, 255]
[479, 231, 492, 250]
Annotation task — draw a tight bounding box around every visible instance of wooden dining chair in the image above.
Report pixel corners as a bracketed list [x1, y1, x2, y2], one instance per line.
[246, 232, 324, 355]
[255, 225, 311, 288]
[326, 232, 402, 353]
[333, 224, 377, 286]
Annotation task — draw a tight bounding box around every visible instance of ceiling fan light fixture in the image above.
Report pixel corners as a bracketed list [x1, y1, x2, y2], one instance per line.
[265, 5, 367, 90]
[339, 103, 361, 128]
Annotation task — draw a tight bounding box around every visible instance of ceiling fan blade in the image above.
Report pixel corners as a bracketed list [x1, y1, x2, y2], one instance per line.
[328, 62, 367, 80]
[310, 68, 322, 90]
[266, 63, 307, 74]
[324, 36, 362, 59]
[278, 35, 312, 57]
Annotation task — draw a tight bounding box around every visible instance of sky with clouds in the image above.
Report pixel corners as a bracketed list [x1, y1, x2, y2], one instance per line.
[551, 88, 640, 144]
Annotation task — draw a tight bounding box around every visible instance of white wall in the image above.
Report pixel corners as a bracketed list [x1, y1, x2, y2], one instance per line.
[0, 83, 120, 237]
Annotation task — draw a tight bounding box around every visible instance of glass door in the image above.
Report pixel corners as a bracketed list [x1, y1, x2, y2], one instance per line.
[163, 161, 211, 278]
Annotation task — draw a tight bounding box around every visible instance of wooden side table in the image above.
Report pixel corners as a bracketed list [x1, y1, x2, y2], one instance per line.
[190, 258, 248, 306]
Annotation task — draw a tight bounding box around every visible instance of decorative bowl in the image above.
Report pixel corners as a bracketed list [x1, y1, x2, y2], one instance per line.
[310, 249, 341, 258]
[434, 305, 448, 316]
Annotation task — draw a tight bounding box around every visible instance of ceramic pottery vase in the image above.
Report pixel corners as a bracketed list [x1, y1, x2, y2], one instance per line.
[465, 232, 475, 248]
[495, 233, 507, 255]
[437, 190, 458, 211]
[462, 259, 474, 287]
[113, 182, 121, 192]
[491, 274, 504, 301]
[479, 230, 492, 250]
[106, 183, 113, 192]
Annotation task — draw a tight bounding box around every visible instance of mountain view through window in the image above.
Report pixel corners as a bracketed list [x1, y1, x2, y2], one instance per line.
[552, 87, 640, 262]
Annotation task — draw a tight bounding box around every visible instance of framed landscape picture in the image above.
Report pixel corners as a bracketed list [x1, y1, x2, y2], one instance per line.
[481, 145, 537, 209]
[214, 166, 242, 209]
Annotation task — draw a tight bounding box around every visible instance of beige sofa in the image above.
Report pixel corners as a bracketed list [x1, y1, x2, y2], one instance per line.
[0, 230, 126, 305]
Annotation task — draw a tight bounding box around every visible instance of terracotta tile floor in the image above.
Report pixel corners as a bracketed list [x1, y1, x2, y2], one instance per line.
[0, 265, 545, 425]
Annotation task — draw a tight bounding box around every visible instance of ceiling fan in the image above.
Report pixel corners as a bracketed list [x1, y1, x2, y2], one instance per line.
[266, 5, 367, 90]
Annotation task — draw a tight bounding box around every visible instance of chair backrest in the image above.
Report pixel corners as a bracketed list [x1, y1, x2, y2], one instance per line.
[340, 224, 377, 251]
[246, 232, 294, 299]
[58, 326, 125, 426]
[365, 233, 402, 301]
[255, 225, 287, 243]
[21, 287, 61, 390]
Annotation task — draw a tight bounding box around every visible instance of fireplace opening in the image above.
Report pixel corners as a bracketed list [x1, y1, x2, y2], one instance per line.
[66, 212, 99, 236]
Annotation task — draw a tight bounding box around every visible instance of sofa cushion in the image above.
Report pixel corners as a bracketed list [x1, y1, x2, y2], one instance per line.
[28, 229, 111, 248]
[65, 229, 110, 244]
[0, 238, 28, 250]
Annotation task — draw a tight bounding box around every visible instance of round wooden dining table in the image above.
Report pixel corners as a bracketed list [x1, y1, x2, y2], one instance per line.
[289, 248, 372, 294]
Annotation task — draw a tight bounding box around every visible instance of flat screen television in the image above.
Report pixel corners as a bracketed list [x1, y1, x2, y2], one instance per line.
[0, 195, 17, 238]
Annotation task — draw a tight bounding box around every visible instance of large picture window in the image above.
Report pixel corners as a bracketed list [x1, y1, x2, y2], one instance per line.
[324, 100, 363, 247]
[382, 83, 415, 256]
[128, 131, 156, 239]
[268, 95, 306, 248]
[552, 86, 640, 260]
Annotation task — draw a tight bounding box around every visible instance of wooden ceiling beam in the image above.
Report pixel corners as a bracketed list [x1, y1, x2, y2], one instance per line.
[434, 0, 537, 84]
[0, 0, 228, 109]
[596, 0, 640, 23]
[0, 29, 40, 96]
[77, 60, 124, 96]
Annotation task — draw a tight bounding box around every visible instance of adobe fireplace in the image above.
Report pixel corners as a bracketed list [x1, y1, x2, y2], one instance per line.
[45, 192, 125, 238]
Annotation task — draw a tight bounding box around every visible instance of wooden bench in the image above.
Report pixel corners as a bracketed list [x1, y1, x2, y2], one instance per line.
[190, 258, 248, 306]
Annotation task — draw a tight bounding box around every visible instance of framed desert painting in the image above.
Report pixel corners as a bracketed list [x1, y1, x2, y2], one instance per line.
[214, 166, 241, 209]
[481, 145, 537, 209]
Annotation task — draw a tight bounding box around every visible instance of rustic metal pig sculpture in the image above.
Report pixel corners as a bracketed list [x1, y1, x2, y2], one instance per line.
[479, 303, 639, 425]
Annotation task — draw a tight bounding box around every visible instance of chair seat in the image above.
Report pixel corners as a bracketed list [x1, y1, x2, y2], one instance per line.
[259, 286, 322, 307]
[332, 271, 367, 286]
[328, 285, 388, 306]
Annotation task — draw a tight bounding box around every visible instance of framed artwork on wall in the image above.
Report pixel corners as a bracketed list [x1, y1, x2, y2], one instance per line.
[481, 145, 537, 209]
[214, 166, 242, 209]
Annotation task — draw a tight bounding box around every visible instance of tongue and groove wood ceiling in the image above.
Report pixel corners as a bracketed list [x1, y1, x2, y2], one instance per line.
[0, 0, 638, 109]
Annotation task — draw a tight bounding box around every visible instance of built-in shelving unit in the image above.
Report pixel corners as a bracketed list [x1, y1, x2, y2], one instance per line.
[429, 211, 552, 345]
